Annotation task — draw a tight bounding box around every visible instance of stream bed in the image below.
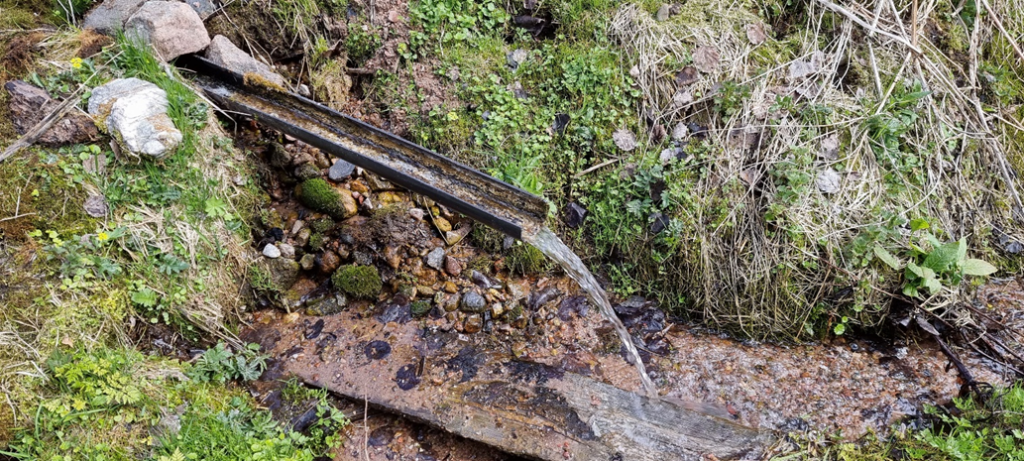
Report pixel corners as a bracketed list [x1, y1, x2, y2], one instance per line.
[228, 122, 1020, 460]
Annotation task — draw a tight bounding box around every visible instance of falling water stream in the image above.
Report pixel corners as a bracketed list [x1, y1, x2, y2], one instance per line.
[524, 226, 658, 398]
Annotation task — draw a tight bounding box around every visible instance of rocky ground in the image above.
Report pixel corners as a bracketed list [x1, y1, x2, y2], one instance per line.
[2, 0, 1023, 459]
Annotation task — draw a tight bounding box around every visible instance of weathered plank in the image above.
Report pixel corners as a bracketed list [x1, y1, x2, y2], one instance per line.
[246, 310, 773, 460]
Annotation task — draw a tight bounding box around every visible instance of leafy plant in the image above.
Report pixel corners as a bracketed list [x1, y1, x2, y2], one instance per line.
[34, 228, 126, 282]
[873, 221, 998, 298]
[188, 343, 268, 384]
[713, 80, 751, 119]
[409, 0, 509, 55]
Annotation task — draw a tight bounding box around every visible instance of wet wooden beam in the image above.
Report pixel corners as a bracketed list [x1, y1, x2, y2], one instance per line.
[247, 312, 773, 460]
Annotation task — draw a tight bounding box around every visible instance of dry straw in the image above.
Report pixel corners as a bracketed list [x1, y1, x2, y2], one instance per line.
[610, 0, 1023, 345]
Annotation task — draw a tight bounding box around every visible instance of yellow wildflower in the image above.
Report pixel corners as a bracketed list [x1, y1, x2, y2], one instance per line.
[70, 57, 83, 69]
[97, 232, 109, 242]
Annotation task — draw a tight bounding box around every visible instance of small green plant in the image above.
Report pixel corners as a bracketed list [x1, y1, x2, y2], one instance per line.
[409, 0, 509, 54]
[309, 217, 335, 234]
[506, 241, 550, 275]
[331, 264, 382, 299]
[872, 220, 998, 298]
[33, 228, 126, 282]
[713, 80, 751, 119]
[297, 178, 349, 219]
[279, 378, 348, 456]
[188, 343, 268, 384]
[345, 21, 382, 66]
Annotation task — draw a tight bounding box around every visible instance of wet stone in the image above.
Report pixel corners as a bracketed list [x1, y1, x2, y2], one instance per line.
[364, 340, 392, 360]
[464, 314, 483, 334]
[367, 426, 394, 447]
[328, 158, 355, 181]
[262, 244, 281, 259]
[376, 302, 412, 324]
[304, 293, 347, 316]
[294, 163, 320, 180]
[303, 318, 325, 340]
[298, 253, 316, 271]
[565, 202, 587, 228]
[460, 291, 487, 313]
[444, 256, 462, 276]
[434, 217, 452, 233]
[425, 247, 445, 270]
[278, 243, 296, 260]
[395, 364, 421, 390]
[318, 251, 341, 273]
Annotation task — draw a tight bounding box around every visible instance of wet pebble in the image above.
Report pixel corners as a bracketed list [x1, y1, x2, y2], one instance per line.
[464, 314, 483, 333]
[318, 250, 341, 273]
[303, 318, 325, 339]
[299, 253, 316, 271]
[395, 364, 421, 390]
[364, 340, 391, 360]
[434, 217, 452, 232]
[328, 158, 355, 181]
[295, 227, 311, 247]
[444, 255, 462, 276]
[262, 244, 281, 259]
[278, 243, 296, 259]
[425, 247, 445, 270]
[460, 291, 486, 313]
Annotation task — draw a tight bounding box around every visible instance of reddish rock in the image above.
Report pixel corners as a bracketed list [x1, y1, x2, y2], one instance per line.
[318, 250, 341, 274]
[124, 1, 210, 61]
[384, 246, 402, 270]
[4, 80, 99, 145]
[444, 255, 462, 277]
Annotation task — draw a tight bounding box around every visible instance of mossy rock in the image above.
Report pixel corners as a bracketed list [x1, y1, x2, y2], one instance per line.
[297, 178, 356, 219]
[331, 264, 382, 299]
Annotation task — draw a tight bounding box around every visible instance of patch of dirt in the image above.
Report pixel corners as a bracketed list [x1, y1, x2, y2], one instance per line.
[75, 28, 112, 58]
[205, 2, 303, 62]
[344, 0, 458, 137]
[1, 31, 46, 80]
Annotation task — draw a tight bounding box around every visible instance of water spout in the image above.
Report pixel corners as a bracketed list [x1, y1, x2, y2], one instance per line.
[523, 226, 657, 398]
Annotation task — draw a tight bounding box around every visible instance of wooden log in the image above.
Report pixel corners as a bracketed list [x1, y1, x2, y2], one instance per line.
[246, 310, 773, 460]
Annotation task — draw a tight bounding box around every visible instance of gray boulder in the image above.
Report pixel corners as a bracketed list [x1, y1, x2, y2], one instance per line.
[205, 35, 287, 87]
[125, 1, 210, 61]
[88, 78, 182, 158]
[82, 0, 148, 35]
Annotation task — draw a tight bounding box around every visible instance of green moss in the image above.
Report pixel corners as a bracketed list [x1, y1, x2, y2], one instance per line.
[298, 178, 347, 219]
[309, 217, 335, 233]
[331, 264, 382, 299]
[308, 232, 326, 251]
[470, 225, 505, 253]
[410, 299, 432, 317]
[466, 255, 494, 275]
[506, 242, 550, 275]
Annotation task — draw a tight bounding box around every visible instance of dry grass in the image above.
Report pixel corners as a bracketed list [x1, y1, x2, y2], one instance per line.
[610, 0, 1023, 340]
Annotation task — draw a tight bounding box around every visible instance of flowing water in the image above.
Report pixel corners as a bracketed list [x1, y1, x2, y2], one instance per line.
[524, 226, 657, 397]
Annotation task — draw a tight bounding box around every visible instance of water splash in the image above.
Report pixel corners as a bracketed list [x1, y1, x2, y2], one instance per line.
[523, 226, 657, 397]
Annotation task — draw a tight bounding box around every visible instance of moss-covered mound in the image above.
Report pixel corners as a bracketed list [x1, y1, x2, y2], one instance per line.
[331, 264, 382, 299]
[297, 178, 351, 219]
